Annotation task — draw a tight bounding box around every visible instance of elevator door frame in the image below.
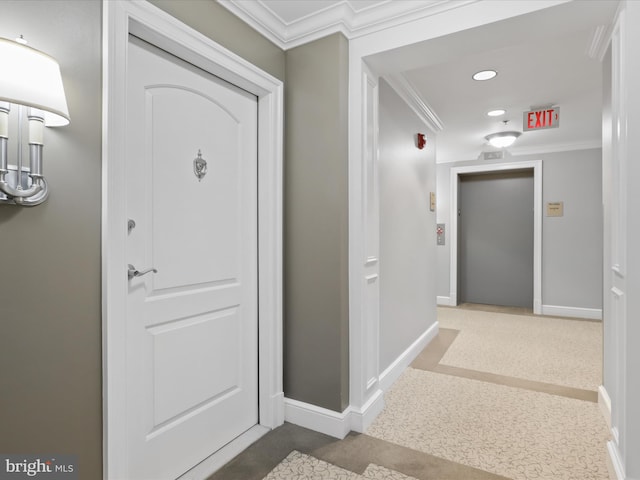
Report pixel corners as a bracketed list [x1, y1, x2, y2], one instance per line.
[449, 160, 542, 314]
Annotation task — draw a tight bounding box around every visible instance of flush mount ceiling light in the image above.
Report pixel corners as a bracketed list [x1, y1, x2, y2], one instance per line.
[487, 109, 506, 117]
[472, 69, 497, 81]
[0, 36, 70, 206]
[485, 131, 521, 148]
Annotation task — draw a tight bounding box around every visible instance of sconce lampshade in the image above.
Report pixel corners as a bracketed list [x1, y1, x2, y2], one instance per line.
[0, 37, 69, 126]
[485, 131, 521, 149]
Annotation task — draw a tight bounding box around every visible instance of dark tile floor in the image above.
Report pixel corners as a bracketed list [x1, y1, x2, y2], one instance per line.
[208, 422, 509, 480]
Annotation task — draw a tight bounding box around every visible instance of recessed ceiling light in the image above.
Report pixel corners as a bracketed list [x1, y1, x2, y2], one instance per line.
[487, 109, 506, 117]
[473, 70, 497, 81]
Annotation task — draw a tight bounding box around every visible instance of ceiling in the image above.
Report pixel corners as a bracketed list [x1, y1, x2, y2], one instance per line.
[221, 0, 618, 163]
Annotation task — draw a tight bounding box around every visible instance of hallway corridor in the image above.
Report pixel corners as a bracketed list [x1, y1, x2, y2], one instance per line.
[210, 306, 608, 480]
[368, 306, 607, 479]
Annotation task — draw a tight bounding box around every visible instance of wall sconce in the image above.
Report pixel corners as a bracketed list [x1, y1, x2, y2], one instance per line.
[0, 36, 70, 206]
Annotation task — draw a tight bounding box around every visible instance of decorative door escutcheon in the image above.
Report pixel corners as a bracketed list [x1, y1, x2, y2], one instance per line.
[193, 149, 208, 181]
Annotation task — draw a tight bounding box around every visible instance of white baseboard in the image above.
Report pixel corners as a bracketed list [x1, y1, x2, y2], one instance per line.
[268, 391, 286, 428]
[437, 296, 455, 306]
[177, 425, 270, 480]
[284, 389, 386, 439]
[284, 322, 440, 440]
[607, 439, 625, 480]
[379, 322, 439, 392]
[284, 398, 353, 439]
[599, 385, 612, 430]
[541, 304, 602, 320]
[349, 389, 385, 433]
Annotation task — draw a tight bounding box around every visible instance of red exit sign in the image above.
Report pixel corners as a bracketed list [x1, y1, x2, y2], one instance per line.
[523, 107, 560, 131]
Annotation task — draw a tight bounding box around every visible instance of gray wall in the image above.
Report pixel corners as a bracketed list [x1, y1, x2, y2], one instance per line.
[0, 2, 285, 478]
[284, 33, 350, 412]
[534, 149, 603, 309]
[459, 171, 534, 308]
[378, 80, 437, 371]
[436, 148, 603, 312]
[0, 1, 103, 478]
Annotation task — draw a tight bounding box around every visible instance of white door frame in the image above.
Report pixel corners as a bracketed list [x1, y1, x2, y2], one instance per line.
[449, 161, 543, 314]
[101, 2, 284, 478]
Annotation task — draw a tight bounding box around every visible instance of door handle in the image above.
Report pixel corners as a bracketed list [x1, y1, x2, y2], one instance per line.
[128, 264, 158, 280]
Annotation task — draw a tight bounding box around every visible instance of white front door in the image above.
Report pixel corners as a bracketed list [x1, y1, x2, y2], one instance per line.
[125, 35, 258, 479]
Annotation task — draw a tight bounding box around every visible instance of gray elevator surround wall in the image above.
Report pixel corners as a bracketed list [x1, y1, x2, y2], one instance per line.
[284, 33, 350, 412]
[459, 170, 534, 308]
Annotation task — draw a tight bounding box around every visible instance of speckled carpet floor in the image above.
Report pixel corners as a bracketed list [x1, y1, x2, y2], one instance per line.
[437, 307, 602, 391]
[365, 306, 609, 480]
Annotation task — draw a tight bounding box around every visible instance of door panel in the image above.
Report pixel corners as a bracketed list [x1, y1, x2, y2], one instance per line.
[126, 35, 258, 479]
[149, 307, 240, 426]
[148, 86, 242, 291]
[459, 170, 534, 308]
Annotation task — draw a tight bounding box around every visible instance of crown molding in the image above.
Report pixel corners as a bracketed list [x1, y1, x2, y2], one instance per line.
[218, 0, 479, 50]
[383, 73, 444, 133]
[587, 24, 613, 61]
[218, 0, 290, 50]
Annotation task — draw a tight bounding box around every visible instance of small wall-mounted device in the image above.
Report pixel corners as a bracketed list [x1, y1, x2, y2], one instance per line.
[546, 201, 564, 217]
[437, 223, 445, 245]
[416, 133, 426, 149]
[482, 151, 504, 161]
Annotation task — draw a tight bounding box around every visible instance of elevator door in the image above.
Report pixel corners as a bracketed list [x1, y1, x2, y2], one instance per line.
[459, 170, 534, 308]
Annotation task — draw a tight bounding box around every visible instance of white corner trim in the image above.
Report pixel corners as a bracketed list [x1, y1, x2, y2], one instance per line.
[284, 398, 353, 439]
[598, 385, 612, 430]
[607, 440, 625, 480]
[541, 305, 603, 320]
[383, 74, 444, 132]
[379, 322, 439, 392]
[349, 389, 385, 433]
[437, 296, 455, 306]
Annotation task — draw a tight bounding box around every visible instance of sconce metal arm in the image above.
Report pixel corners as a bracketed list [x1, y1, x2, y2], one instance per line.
[0, 108, 49, 206]
[0, 177, 44, 198]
